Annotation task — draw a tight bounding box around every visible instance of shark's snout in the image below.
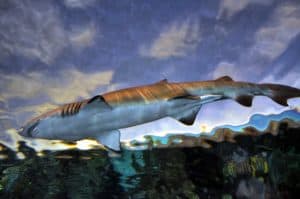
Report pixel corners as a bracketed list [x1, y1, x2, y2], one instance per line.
[19, 120, 40, 138]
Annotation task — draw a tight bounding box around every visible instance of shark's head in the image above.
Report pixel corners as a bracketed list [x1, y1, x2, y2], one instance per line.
[19, 119, 41, 138]
[18, 109, 61, 140]
[18, 116, 56, 140]
[18, 106, 84, 141]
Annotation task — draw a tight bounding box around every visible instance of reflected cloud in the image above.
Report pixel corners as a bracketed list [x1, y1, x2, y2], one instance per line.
[261, 72, 300, 88]
[0, 69, 113, 126]
[140, 19, 201, 59]
[213, 2, 300, 82]
[0, 69, 113, 104]
[0, 0, 99, 65]
[0, 0, 67, 64]
[15, 103, 58, 118]
[63, 0, 97, 9]
[212, 62, 241, 80]
[70, 24, 97, 48]
[217, 0, 274, 20]
[253, 2, 300, 60]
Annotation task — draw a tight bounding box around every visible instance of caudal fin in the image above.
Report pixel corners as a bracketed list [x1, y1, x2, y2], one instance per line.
[260, 83, 300, 106]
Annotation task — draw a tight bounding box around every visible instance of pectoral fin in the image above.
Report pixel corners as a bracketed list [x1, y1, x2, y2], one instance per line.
[176, 95, 223, 125]
[178, 107, 201, 125]
[96, 130, 121, 152]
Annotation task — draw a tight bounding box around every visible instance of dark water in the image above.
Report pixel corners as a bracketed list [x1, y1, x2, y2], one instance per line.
[0, 121, 299, 199]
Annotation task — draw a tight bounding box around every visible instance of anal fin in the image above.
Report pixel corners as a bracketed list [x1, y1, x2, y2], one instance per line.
[96, 130, 121, 152]
[272, 95, 288, 106]
[236, 95, 254, 107]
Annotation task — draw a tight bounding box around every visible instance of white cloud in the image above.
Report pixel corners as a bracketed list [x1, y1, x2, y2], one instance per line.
[213, 3, 300, 83]
[0, 69, 113, 104]
[0, 0, 98, 64]
[0, 69, 113, 128]
[261, 72, 300, 88]
[64, 0, 97, 8]
[0, 0, 67, 64]
[212, 61, 242, 80]
[140, 19, 201, 59]
[15, 103, 60, 118]
[253, 3, 300, 60]
[70, 24, 97, 48]
[217, 0, 274, 20]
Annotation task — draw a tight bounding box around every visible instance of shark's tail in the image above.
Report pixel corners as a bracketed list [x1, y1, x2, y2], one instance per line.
[211, 76, 300, 107]
[259, 83, 300, 106]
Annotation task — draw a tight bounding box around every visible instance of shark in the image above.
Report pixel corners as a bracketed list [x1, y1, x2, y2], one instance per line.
[19, 76, 300, 152]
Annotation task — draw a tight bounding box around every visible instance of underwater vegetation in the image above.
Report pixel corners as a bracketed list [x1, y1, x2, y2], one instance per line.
[0, 111, 300, 198]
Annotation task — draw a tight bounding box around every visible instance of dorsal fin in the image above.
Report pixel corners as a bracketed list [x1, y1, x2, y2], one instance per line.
[88, 95, 111, 107]
[215, 76, 234, 82]
[87, 95, 102, 103]
[157, 79, 168, 84]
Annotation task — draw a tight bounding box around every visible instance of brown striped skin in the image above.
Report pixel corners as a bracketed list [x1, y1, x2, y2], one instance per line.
[26, 100, 89, 124]
[62, 102, 83, 117]
[60, 101, 87, 116]
[102, 80, 188, 107]
[178, 80, 259, 96]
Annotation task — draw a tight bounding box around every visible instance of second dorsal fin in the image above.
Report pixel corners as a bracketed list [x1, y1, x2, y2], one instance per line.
[156, 79, 168, 84]
[215, 76, 234, 82]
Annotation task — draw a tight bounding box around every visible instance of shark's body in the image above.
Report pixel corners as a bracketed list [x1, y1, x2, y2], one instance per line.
[19, 76, 300, 151]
